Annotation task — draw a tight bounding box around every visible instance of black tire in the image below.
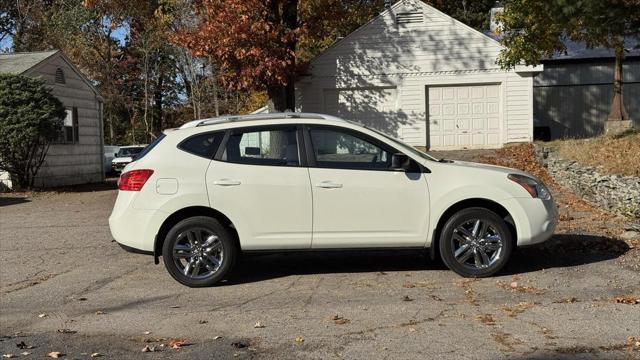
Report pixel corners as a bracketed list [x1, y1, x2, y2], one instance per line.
[439, 207, 513, 278]
[162, 216, 237, 287]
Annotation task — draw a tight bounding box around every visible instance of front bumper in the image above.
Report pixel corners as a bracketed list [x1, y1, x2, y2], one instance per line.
[502, 197, 558, 246]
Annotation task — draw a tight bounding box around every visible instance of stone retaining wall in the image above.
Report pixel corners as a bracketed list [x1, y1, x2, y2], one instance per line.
[537, 145, 640, 219]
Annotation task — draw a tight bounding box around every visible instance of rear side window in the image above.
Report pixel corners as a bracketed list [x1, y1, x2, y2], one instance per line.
[178, 132, 224, 159]
[221, 127, 299, 166]
[135, 133, 166, 161]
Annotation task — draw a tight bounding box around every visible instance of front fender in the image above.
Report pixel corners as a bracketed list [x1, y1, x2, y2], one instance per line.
[427, 184, 515, 247]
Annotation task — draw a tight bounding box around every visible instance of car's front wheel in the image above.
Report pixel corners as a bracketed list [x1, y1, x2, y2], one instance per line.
[439, 207, 513, 277]
[162, 216, 236, 287]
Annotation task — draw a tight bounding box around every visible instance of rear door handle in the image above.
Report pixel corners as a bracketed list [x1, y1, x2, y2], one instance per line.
[316, 181, 343, 189]
[213, 179, 241, 186]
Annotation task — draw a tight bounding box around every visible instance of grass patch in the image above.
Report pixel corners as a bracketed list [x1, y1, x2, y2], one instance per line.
[545, 131, 640, 177]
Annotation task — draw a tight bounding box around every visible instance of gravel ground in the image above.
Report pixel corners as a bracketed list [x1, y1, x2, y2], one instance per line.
[1, 152, 639, 360]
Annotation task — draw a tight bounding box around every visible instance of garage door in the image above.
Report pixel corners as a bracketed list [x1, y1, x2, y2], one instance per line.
[428, 84, 501, 150]
[323, 87, 397, 133]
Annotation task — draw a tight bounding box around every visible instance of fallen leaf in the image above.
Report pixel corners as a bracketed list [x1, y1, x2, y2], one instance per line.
[56, 329, 76, 334]
[141, 346, 152, 353]
[198, 320, 208, 324]
[330, 315, 350, 325]
[168, 338, 187, 349]
[38, 314, 47, 318]
[408, 327, 417, 332]
[47, 352, 64, 358]
[295, 336, 305, 343]
[20, 352, 30, 356]
[402, 295, 413, 302]
[553, 297, 579, 304]
[614, 295, 639, 304]
[510, 281, 518, 289]
[475, 314, 497, 326]
[170, 305, 180, 308]
[402, 282, 416, 288]
[2, 354, 15, 359]
[231, 341, 248, 349]
[143, 331, 151, 335]
[90, 353, 101, 358]
[95, 311, 105, 315]
[15, 342, 29, 350]
[213, 336, 222, 340]
[253, 321, 265, 328]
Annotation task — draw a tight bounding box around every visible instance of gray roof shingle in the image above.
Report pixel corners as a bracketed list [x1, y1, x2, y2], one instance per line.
[0, 50, 59, 74]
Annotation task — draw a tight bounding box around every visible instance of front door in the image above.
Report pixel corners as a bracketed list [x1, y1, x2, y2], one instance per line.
[206, 125, 312, 250]
[306, 126, 430, 248]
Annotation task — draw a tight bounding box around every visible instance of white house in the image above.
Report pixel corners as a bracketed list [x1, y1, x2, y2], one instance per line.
[0, 50, 104, 188]
[296, 0, 542, 150]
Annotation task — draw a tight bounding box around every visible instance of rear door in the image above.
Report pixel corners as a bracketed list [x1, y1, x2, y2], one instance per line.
[205, 125, 313, 250]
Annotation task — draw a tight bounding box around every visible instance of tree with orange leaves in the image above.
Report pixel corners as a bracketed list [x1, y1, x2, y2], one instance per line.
[174, 0, 387, 112]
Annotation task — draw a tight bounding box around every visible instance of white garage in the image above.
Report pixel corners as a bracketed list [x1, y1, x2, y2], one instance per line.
[296, 0, 541, 150]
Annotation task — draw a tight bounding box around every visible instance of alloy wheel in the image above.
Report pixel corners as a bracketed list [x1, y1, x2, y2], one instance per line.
[172, 228, 224, 279]
[451, 219, 503, 269]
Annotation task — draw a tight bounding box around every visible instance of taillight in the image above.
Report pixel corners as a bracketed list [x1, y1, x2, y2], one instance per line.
[118, 169, 154, 191]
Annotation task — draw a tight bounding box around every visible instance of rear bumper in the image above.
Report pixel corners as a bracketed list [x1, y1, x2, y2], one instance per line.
[118, 242, 153, 255]
[108, 192, 163, 252]
[502, 197, 558, 246]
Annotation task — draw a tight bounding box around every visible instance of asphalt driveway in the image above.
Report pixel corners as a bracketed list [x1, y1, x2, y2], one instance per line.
[1, 171, 639, 359]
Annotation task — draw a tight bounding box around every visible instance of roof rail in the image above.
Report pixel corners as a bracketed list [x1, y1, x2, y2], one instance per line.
[179, 112, 345, 129]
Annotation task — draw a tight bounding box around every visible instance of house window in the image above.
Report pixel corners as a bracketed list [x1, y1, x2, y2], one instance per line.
[55, 68, 66, 84]
[60, 107, 79, 143]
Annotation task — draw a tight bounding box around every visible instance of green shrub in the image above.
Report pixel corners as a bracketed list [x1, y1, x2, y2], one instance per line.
[0, 74, 65, 189]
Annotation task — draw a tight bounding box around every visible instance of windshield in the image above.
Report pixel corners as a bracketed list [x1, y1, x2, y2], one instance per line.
[117, 147, 144, 157]
[367, 127, 440, 162]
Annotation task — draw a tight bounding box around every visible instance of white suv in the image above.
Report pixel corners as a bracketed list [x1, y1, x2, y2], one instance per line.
[109, 113, 557, 287]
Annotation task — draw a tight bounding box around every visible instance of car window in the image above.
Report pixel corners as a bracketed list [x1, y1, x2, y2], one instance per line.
[117, 147, 144, 157]
[178, 132, 224, 159]
[222, 127, 299, 166]
[309, 127, 393, 170]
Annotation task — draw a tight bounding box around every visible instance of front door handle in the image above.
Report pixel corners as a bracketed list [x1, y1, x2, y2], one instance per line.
[316, 181, 343, 189]
[213, 179, 241, 186]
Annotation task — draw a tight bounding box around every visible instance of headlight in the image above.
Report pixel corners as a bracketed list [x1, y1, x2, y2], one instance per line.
[507, 174, 551, 200]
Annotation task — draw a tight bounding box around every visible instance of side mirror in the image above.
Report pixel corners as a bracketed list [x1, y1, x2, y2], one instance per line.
[391, 153, 410, 170]
[391, 153, 421, 172]
[114, 153, 118, 157]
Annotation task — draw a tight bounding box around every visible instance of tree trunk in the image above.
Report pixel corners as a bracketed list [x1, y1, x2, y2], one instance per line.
[267, 86, 288, 112]
[607, 44, 630, 121]
[266, 0, 298, 113]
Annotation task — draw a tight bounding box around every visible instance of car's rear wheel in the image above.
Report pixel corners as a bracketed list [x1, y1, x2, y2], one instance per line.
[162, 216, 236, 287]
[439, 207, 513, 277]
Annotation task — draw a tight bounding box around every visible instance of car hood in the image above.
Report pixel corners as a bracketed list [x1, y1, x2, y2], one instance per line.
[112, 157, 133, 163]
[430, 159, 532, 178]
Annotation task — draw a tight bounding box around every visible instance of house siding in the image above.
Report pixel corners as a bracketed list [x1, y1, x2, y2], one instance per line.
[297, 1, 537, 149]
[23, 54, 104, 187]
[534, 59, 640, 139]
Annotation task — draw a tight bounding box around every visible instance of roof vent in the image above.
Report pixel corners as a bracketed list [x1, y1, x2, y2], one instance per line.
[55, 68, 66, 84]
[396, 11, 423, 24]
